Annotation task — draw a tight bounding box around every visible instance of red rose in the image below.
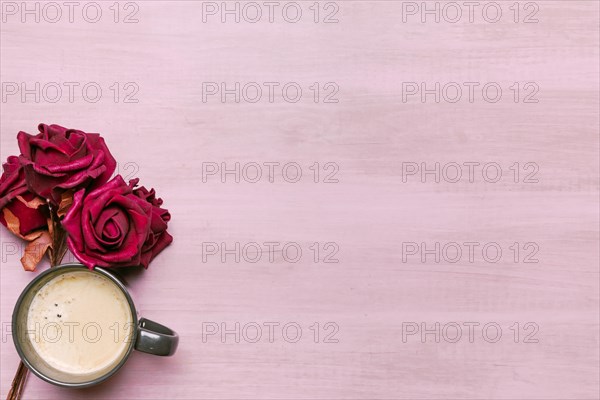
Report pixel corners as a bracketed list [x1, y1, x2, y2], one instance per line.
[63, 175, 172, 269]
[0, 156, 48, 236]
[18, 123, 116, 205]
[0, 156, 52, 271]
[131, 179, 173, 268]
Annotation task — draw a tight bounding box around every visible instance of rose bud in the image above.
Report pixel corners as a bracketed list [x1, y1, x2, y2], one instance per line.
[18, 123, 116, 205]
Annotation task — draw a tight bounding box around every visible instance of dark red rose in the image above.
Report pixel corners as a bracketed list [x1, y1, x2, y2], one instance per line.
[63, 175, 171, 269]
[130, 179, 173, 268]
[18, 123, 116, 205]
[0, 156, 48, 236]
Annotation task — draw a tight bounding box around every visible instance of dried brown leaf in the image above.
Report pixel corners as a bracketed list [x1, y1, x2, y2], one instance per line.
[2, 209, 52, 271]
[20, 231, 52, 271]
[2, 208, 23, 238]
[15, 195, 46, 210]
[57, 190, 75, 218]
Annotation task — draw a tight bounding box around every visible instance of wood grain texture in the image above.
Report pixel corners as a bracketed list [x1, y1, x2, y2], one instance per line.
[1, 1, 598, 399]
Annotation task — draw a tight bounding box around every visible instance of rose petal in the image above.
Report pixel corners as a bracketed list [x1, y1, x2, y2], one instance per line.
[62, 189, 86, 247]
[140, 231, 173, 268]
[17, 131, 34, 159]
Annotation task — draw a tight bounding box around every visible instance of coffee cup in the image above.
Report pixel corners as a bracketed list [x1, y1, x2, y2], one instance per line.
[12, 263, 178, 388]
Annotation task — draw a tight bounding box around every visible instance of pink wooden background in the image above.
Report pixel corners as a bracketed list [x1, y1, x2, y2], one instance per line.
[1, 1, 599, 399]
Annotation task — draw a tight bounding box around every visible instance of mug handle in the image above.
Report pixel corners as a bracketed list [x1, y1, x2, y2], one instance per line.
[135, 318, 179, 356]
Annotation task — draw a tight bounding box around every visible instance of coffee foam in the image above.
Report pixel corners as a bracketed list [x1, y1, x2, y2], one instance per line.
[27, 271, 133, 376]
